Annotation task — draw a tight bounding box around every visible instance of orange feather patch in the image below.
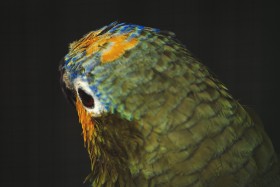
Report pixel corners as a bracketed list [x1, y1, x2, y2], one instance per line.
[70, 30, 138, 64]
[76, 97, 95, 145]
[100, 35, 138, 63]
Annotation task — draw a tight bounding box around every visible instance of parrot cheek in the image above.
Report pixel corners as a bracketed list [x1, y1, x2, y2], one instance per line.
[76, 97, 95, 145]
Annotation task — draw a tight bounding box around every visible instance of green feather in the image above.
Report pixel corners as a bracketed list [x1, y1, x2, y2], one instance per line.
[62, 24, 280, 186]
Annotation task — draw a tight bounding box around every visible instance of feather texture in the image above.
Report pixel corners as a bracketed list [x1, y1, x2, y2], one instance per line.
[60, 22, 280, 187]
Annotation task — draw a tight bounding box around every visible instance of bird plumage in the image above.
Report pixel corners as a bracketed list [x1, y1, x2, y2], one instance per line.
[60, 22, 280, 187]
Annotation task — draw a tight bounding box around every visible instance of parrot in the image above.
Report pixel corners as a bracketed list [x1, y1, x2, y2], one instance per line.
[59, 22, 280, 187]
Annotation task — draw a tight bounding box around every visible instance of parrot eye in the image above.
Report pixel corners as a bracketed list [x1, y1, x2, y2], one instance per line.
[78, 88, 94, 108]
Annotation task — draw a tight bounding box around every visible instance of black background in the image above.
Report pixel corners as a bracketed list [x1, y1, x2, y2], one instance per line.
[1, 0, 279, 187]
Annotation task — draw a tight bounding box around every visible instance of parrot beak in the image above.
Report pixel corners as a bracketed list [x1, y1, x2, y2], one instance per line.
[75, 97, 95, 147]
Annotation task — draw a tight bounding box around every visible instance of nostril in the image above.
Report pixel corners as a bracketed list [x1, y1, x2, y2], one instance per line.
[78, 88, 94, 108]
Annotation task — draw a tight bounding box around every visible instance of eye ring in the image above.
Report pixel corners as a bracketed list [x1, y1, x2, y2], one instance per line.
[78, 88, 95, 108]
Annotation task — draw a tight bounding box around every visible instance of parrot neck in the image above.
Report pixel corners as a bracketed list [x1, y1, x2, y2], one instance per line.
[84, 114, 143, 186]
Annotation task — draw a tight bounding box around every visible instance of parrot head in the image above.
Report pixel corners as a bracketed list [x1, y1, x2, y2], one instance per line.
[59, 22, 280, 187]
[59, 22, 169, 185]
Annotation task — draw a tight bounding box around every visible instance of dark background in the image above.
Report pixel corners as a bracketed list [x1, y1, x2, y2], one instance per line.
[1, 0, 279, 186]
